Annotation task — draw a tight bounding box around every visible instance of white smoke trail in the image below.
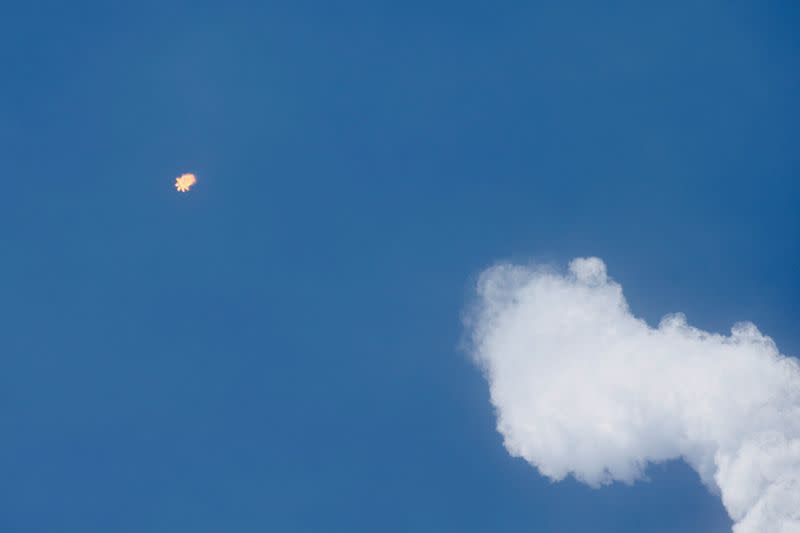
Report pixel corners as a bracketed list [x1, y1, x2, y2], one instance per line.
[467, 258, 800, 532]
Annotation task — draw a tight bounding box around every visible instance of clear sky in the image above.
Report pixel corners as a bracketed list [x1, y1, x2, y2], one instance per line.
[1, 1, 798, 532]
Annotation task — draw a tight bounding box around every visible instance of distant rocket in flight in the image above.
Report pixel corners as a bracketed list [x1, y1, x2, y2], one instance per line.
[175, 173, 197, 192]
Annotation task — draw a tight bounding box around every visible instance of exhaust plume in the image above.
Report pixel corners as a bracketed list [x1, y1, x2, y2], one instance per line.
[175, 173, 197, 192]
[466, 257, 800, 532]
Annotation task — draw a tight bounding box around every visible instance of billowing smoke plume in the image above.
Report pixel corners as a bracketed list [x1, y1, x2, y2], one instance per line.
[467, 258, 800, 532]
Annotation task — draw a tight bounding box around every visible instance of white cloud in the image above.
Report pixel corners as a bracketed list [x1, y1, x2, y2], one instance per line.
[466, 258, 800, 532]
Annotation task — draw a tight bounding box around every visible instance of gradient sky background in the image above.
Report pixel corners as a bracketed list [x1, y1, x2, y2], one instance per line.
[1, 1, 798, 532]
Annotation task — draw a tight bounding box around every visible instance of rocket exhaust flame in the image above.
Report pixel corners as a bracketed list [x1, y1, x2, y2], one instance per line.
[175, 173, 197, 192]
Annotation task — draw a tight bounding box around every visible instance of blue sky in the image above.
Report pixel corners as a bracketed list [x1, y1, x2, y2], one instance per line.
[1, 1, 798, 532]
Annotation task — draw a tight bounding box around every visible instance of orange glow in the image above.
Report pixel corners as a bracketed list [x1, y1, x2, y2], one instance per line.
[175, 173, 197, 192]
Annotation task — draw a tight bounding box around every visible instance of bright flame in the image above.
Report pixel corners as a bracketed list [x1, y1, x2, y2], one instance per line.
[175, 173, 197, 192]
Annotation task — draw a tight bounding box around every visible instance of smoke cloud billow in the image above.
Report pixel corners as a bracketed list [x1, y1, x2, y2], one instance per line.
[467, 257, 800, 532]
